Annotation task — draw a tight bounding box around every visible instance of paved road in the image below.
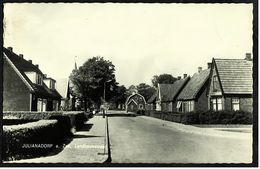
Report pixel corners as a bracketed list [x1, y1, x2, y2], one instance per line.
[107, 111, 252, 164]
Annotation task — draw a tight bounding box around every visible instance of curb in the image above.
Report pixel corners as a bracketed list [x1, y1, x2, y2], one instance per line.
[102, 115, 111, 163]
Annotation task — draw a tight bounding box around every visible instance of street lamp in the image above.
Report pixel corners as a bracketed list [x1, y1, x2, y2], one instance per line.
[103, 79, 112, 118]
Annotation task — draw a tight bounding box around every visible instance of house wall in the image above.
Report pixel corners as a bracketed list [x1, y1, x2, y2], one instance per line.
[146, 103, 155, 111]
[240, 97, 253, 112]
[225, 96, 252, 112]
[3, 57, 31, 111]
[195, 82, 209, 112]
[172, 102, 177, 112]
[127, 101, 138, 112]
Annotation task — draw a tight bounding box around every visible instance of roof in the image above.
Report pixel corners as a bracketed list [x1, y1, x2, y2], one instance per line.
[125, 92, 146, 105]
[147, 92, 157, 103]
[3, 47, 61, 99]
[214, 58, 253, 94]
[158, 77, 190, 102]
[56, 78, 70, 99]
[177, 69, 210, 100]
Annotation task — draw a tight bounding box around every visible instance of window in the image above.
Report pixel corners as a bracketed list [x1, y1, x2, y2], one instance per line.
[189, 101, 194, 112]
[232, 98, 240, 111]
[36, 74, 43, 85]
[42, 99, 47, 111]
[53, 100, 59, 111]
[217, 98, 223, 111]
[177, 101, 182, 109]
[37, 98, 47, 112]
[213, 75, 219, 91]
[37, 98, 42, 111]
[212, 99, 217, 111]
[139, 104, 143, 109]
[211, 98, 223, 111]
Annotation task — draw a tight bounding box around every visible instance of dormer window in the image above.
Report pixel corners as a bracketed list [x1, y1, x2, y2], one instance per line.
[25, 72, 42, 85]
[43, 78, 56, 90]
[36, 74, 43, 85]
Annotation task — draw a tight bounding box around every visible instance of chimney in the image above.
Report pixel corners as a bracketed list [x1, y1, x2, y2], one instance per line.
[19, 54, 24, 59]
[44, 74, 47, 78]
[183, 74, 187, 78]
[7, 47, 13, 52]
[28, 60, 32, 63]
[207, 62, 212, 69]
[245, 53, 252, 61]
[198, 67, 202, 73]
[35, 64, 39, 68]
[177, 76, 181, 80]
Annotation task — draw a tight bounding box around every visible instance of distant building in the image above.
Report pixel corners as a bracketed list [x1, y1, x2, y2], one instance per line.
[146, 92, 157, 111]
[125, 92, 146, 113]
[177, 66, 211, 113]
[3, 47, 61, 111]
[207, 54, 253, 112]
[156, 75, 190, 112]
[56, 78, 71, 110]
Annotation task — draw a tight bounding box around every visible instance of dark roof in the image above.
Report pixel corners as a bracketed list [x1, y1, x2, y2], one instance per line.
[3, 47, 61, 99]
[147, 92, 157, 103]
[158, 77, 190, 102]
[177, 69, 210, 100]
[214, 58, 253, 94]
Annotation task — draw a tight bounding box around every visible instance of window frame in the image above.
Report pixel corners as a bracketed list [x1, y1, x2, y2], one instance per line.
[232, 98, 240, 111]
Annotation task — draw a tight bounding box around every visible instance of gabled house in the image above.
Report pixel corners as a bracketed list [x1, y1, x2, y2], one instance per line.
[125, 92, 146, 113]
[177, 66, 211, 113]
[3, 47, 61, 111]
[156, 75, 190, 112]
[207, 54, 253, 112]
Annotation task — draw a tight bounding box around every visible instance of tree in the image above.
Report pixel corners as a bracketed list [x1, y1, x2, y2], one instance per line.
[109, 85, 127, 109]
[69, 56, 116, 110]
[136, 83, 156, 101]
[151, 74, 177, 87]
[126, 85, 137, 97]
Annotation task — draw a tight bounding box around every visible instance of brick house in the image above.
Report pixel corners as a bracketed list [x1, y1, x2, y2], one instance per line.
[177, 66, 210, 113]
[3, 47, 61, 111]
[207, 54, 253, 112]
[125, 92, 146, 113]
[155, 75, 190, 112]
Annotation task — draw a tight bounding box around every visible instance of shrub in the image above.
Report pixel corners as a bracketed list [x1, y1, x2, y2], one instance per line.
[3, 120, 59, 161]
[183, 110, 252, 124]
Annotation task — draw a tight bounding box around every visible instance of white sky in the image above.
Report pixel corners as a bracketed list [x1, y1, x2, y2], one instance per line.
[4, 3, 253, 88]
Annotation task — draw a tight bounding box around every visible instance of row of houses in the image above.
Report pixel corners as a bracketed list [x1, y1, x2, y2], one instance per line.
[129, 53, 253, 113]
[3, 47, 72, 111]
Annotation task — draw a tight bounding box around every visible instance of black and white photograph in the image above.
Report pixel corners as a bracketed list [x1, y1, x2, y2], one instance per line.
[1, 2, 257, 166]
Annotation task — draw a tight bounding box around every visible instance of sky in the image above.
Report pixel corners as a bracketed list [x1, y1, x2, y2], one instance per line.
[4, 3, 253, 88]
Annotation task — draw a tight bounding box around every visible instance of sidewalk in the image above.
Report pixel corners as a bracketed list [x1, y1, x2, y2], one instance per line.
[7, 116, 108, 163]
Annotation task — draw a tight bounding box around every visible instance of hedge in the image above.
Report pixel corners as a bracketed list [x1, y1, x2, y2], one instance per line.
[145, 110, 252, 124]
[3, 111, 88, 132]
[181, 110, 253, 124]
[2, 111, 90, 161]
[3, 120, 61, 161]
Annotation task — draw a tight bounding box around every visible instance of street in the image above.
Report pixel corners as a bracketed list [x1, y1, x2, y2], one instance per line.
[107, 111, 252, 163]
